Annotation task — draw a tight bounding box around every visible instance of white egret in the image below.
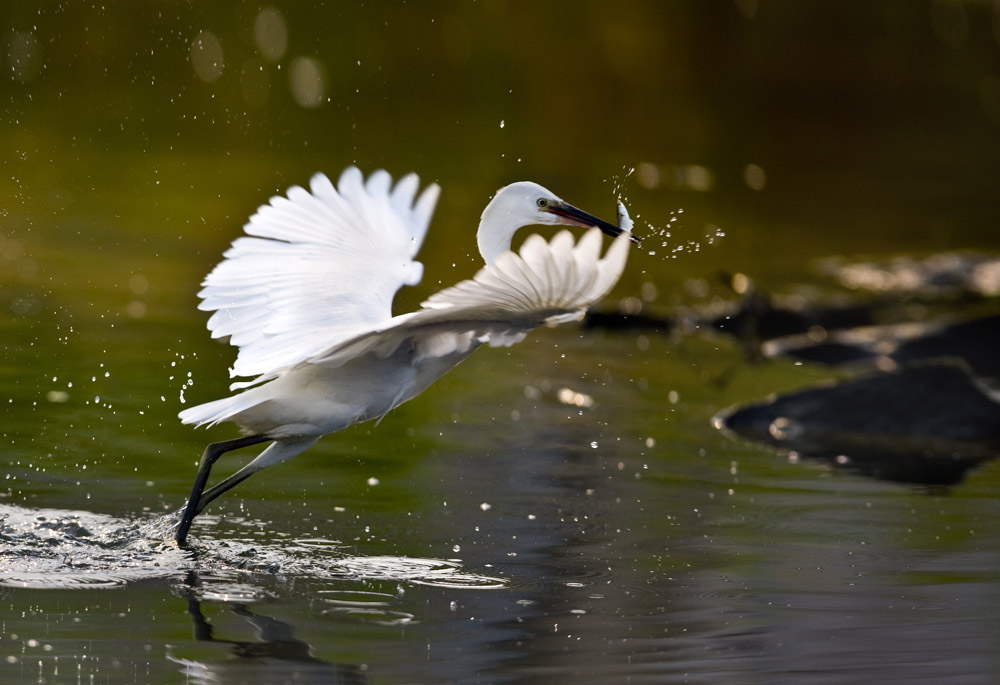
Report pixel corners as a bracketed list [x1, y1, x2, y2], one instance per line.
[175, 166, 640, 544]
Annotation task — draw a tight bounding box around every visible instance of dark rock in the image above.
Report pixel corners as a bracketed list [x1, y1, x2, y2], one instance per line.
[713, 362, 1000, 485]
[765, 314, 1000, 379]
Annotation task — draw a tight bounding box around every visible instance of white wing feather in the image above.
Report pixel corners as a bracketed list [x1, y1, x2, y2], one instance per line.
[303, 228, 631, 372]
[197, 167, 440, 381]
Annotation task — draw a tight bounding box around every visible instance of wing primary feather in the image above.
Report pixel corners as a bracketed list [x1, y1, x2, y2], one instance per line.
[193, 166, 439, 379]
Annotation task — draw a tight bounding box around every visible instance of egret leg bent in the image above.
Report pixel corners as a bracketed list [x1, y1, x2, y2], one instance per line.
[175, 434, 272, 545]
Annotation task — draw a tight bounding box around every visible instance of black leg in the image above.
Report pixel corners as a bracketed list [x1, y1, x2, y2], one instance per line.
[175, 434, 271, 545]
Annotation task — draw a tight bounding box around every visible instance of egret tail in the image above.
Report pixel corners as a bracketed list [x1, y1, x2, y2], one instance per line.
[179, 393, 261, 429]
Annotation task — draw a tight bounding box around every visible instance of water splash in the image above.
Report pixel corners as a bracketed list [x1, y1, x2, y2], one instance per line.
[606, 164, 726, 258]
[0, 504, 507, 590]
[0, 505, 189, 588]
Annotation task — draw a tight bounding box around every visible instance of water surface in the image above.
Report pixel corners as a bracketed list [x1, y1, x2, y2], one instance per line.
[3, 3, 1000, 683]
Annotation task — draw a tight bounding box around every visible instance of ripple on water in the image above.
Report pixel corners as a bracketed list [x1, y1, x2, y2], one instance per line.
[317, 587, 418, 625]
[333, 555, 509, 589]
[0, 504, 507, 590]
[318, 589, 398, 606]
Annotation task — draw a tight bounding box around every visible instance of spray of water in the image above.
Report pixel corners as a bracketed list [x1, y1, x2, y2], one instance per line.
[606, 164, 726, 259]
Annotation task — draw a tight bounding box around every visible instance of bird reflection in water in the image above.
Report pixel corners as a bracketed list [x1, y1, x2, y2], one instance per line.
[170, 575, 367, 685]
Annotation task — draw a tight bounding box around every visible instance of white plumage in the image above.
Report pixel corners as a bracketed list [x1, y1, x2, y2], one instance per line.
[174, 166, 638, 544]
[196, 168, 439, 382]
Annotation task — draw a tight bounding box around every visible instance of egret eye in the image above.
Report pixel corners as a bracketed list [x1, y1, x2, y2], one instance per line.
[536, 198, 548, 208]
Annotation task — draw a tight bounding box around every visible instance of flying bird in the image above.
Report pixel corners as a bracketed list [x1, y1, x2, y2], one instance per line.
[175, 166, 639, 544]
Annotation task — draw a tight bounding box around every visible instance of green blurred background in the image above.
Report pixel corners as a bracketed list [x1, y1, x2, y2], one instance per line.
[2, 0, 998, 511]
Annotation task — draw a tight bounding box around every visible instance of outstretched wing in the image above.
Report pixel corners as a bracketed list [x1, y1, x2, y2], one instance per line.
[196, 167, 440, 380]
[304, 227, 631, 373]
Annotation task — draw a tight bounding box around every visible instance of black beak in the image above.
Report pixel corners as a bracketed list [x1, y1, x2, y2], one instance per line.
[550, 202, 643, 245]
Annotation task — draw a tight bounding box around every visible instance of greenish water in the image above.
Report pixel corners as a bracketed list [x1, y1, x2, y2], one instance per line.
[3, 3, 1000, 683]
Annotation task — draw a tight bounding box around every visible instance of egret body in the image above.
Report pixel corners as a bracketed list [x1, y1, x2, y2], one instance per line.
[174, 167, 639, 544]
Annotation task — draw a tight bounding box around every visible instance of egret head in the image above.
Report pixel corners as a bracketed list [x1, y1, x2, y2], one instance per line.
[478, 181, 640, 265]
